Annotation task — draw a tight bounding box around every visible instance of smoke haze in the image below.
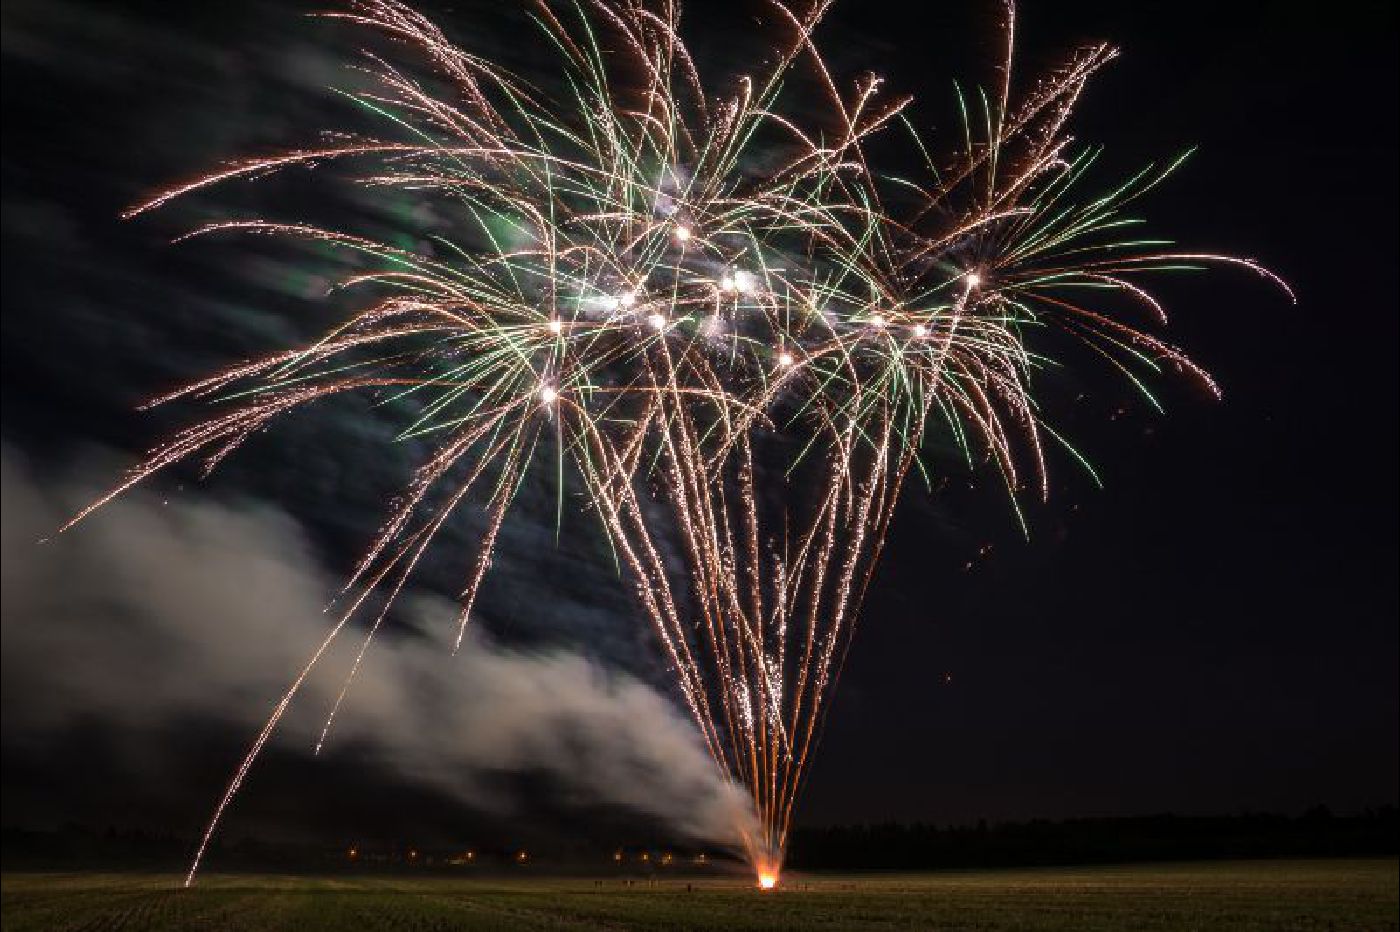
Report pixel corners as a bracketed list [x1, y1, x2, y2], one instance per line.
[0, 447, 755, 850]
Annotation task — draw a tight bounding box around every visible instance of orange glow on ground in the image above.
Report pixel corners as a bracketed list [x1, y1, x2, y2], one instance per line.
[757, 873, 778, 890]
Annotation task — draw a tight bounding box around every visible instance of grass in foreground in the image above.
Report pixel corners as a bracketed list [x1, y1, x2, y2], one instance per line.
[2, 859, 1396, 931]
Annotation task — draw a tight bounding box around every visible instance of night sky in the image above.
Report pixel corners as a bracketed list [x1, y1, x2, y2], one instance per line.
[2, 0, 1395, 853]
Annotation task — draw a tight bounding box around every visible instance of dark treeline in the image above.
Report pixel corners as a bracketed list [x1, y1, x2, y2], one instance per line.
[0, 826, 712, 874]
[3, 807, 1396, 872]
[786, 807, 1399, 870]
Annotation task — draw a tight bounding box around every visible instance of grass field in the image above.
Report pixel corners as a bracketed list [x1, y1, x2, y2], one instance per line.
[2, 859, 1395, 931]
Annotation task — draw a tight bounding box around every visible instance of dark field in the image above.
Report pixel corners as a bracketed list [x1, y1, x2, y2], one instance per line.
[2, 859, 1395, 931]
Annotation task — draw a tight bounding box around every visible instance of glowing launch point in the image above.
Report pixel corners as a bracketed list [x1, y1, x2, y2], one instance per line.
[757, 873, 778, 890]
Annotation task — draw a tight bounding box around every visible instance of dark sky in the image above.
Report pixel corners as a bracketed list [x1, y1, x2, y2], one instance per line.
[2, 0, 1395, 853]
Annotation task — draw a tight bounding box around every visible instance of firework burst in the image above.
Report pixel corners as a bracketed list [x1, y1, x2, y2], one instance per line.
[68, 0, 1288, 887]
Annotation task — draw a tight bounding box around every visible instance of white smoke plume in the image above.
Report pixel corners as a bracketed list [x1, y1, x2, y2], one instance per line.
[0, 446, 755, 849]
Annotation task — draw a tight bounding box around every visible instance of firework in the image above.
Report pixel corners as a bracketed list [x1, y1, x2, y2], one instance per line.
[70, 0, 1288, 887]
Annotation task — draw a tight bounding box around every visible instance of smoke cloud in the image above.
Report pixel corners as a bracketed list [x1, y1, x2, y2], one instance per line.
[0, 447, 754, 849]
